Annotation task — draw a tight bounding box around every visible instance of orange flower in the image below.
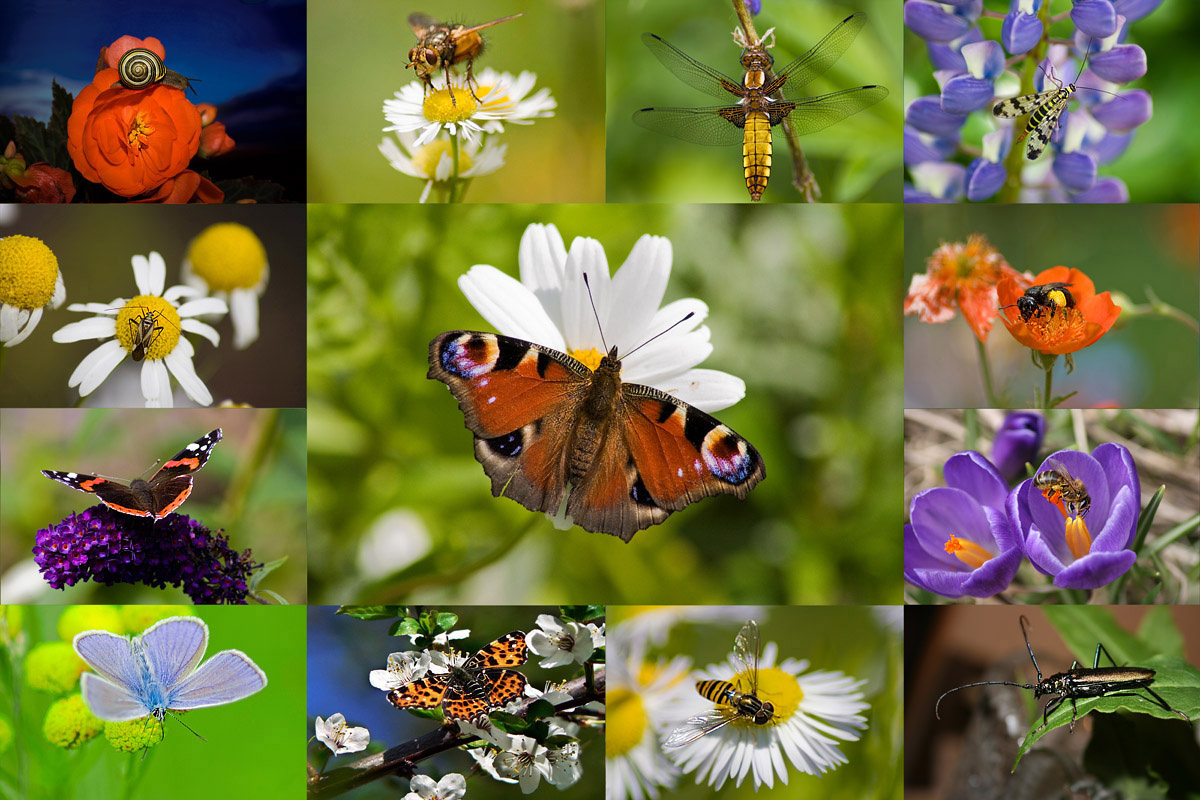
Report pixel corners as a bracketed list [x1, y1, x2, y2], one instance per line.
[66, 66, 201, 198]
[198, 122, 235, 158]
[130, 169, 223, 204]
[903, 234, 1024, 341]
[997, 266, 1121, 355]
[11, 163, 76, 203]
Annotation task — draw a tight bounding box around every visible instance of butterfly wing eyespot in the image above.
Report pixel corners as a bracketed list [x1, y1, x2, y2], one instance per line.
[117, 48, 166, 89]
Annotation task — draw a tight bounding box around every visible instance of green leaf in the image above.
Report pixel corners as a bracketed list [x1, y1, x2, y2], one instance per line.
[1137, 608, 1184, 658]
[558, 605, 604, 622]
[1132, 485, 1165, 554]
[436, 612, 459, 631]
[335, 605, 403, 620]
[489, 712, 530, 734]
[390, 618, 421, 636]
[255, 589, 289, 605]
[419, 609, 439, 633]
[525, 699, 555, 721]
[1044, 607, 1150, 665]
[248, 556, 288, 592]
[544, 735, 579, 749]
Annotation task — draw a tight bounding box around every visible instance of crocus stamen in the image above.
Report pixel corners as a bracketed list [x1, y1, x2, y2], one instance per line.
[1065, 515, 1092, 560]
[944, 535, 994, 568]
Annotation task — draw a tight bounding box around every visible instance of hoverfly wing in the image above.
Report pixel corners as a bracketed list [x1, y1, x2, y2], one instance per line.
[734, 620, 763, 697]
[664, 709, 735, 747]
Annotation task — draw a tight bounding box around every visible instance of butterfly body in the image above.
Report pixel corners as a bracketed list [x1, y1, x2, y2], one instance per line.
[42, 428, 222, 520]
[429, 331, 764, 542]
[387, 630, 529, 723]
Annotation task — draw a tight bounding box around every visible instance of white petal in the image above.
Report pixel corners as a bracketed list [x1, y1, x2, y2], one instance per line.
[146, 252, 166, 296]
[229, 288, 260, 349]
[624, 332, 713, 384]
[6, 306, 41, 346]
[559, 237, 610, 351]
[517, 223, 568, 314]
[52, 317, 117, 343]
[68, 302, 119, 314]
[656, 368, 746, 412]
[610, 235, 672, 348]
[418, 180, 433, 203]
[51, 272, 66, 308]
[456, 265, 564, 349]
[0, 304, 19, 342]
[181, 318, 221, 348]
[434, 151, 452, 181]
[176, 297, 228, 317]
[165, 284, 205, 304]
[164, 346, 213, 406]
[141, 357, 171, 407]
[71, 340, 126, 395]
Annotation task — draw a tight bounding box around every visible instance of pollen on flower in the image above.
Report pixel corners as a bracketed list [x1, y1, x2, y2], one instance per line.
[1025, 307, 1087, 350]
[607, 688, 646, 757]
[188, 223, 267, 290]
[1065, 515, 1092, 560]
[125, 111, 155, 156]
[115, 295, 181, 360]
[414, 140, 474, 177]
[943, 534, 994, 569]
[733, 667, 801, 726]
[570, 347, 603, 371]
[0, 234, 59, 308]
[423, 87, 478, 123]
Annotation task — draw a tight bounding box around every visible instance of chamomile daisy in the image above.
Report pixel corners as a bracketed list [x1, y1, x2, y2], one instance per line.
[51, 251, 227, 407]
[181, 223, 269, 349]
[0, 234, 65, 348]
[379, 129, 507, 203]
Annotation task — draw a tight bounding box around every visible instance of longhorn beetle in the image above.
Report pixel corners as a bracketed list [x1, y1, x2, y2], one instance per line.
[935, 615, 1191, 733]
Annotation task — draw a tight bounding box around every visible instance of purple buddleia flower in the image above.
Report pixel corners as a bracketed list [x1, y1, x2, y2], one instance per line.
[1010, 445, 1139, 590]
[33, 506, 257, 604]
[904, 0, 1160, 203]
[904, 451, 1024, 598]
[991, 411, 1045, 482]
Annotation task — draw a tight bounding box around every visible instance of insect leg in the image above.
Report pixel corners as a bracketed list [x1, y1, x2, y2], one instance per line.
[1038, 695, 1064, 732]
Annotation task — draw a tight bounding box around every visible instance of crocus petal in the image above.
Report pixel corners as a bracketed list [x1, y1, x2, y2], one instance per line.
[1090, 484, 1137, 551]
[943, 451, 1009, 509]
[1053, 549, 1137, 589]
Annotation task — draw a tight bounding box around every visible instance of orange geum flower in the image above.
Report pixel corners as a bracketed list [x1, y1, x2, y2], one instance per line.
[903, 234, 1025, 341]
[997, 266, 1121, 355]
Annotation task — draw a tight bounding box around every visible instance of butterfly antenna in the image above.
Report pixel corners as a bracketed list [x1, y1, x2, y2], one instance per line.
[581, 273, 610, 354]
[620, 312, 696, 361]
[166, 709, 208, 742]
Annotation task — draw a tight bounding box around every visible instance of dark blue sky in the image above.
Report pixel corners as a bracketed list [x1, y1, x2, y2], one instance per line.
[0, 0, 305, 118]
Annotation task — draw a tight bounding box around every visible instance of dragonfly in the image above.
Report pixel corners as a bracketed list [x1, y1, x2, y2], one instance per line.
[633, 12, 888, 201]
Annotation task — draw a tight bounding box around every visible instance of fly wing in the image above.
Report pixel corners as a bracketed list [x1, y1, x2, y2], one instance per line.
[735, 621, 762, 696]
[774, 12, 868, 94]
[641, 33, 743, 100]
[165, 650, 267, 711]
[80, 673, 150, 722]
[1025, 101, 1067, 159]
[408, 13, 439, 37]
[139, 617, 209, 691]
[664, 709, 735, 747]
[633, 106, 747, 146]
[993, 91, 1049, 119]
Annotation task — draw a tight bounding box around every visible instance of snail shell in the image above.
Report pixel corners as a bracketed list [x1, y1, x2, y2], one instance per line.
[117, 48, 165, 89]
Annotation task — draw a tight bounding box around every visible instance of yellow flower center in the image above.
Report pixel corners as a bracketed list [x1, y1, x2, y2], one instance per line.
[606, 688, 646, 757]
[422, 87, 478, 123]
[114, 295, 181, 361]
[0, 235, 58, 309]
[413, 140, 474, 178]
[1065, 515, 1092, 560]
[731, 667, 802, 727]
[187, 223, 267, 290]
[943, 534, 994, 569]
[126, 111, 154, 155]
[569, 347, 603, 371]
[1026, 307, 1086, 349]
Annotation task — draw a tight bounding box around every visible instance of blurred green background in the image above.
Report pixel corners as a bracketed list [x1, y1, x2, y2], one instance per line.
[0, 408, 308, 604]
[905, 204, 1200, 408]
[0, 604, 304, 800]
[609, 606, 902, 800]
[0, 205, 306, 408]
[307, 0, 604, 203]
[903, 0, 1200, 202]
[307, 202, 902, 605]
[307, 605, 603, 799]
[607, 0, 902, 203]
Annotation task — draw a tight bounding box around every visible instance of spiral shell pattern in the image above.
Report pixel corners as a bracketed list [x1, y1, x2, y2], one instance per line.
[117, 48, 165, 89]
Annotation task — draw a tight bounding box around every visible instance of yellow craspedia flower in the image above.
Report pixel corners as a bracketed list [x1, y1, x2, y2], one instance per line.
[186, 223, 266, 291]
[105, 717, 164, 752]
[57, 605, 123, 642]
[120, 605, 192, 632]
[0, 234, 58, 309]
[0, 715, 12, 754]
[44, 695, 103, 749]
[25, 642, 86, 694]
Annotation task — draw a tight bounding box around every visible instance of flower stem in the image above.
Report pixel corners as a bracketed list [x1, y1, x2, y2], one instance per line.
[1042, 360, 1054, 409]
[974, 337, 999, 406]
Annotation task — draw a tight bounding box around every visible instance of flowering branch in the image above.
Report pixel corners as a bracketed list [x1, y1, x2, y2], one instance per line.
[306, 669, 604, 799]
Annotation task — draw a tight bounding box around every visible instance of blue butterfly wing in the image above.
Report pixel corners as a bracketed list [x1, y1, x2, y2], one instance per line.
[166, 650, 267, 711]
[80, 672, 152, 721]
[140, 616, 208, 691]
[73, 629, 146, 700]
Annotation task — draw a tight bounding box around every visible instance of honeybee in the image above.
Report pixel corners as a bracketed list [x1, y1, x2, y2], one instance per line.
[664, 620, 775, 747]
[406, 12, 522, 103]
[1034, 457, 1090, 518]
[1000, 282, 1076, 324]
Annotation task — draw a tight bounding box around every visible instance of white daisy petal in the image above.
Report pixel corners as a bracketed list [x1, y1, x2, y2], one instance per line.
[179, 318, 220, 348]
[67, 302, 119, 314]
[141, 357, 171, 407]
[51, 272, 66, 307]
[0, 304, 18, 342]
[164, 344, 213, 406]
[560, 237, 610, 350]
[71, 340, 127, 395]
[518, 224, 568, 319]
[418, 180, 433, 203]
[164, 284, 204, 304]
[229, 289, 259, 349]
[145, 251, 166, 296]
[610, 235, 672, 342]
[52, 317, 118, 343]
[6, 306, 40, 346]
[457, 265, 565, 348]
[176, 297, 228, 317]
[131, 253, 152, 294]
[623, 336, 714, 386]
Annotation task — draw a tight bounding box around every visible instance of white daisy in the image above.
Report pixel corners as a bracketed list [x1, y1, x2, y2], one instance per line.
[0, 234, 65, 348]
[469, 67, 557, 134]
[403, 773, 466, 800]
[379, 129, 507, 203]
[368, 650, 431, 692]
[527, 614, 597, 668]
[51, 251, 227, 408]
[314, 712, 370, 755]
[665, 641, 870, 790]
[614, 606, 769, 650]
[181, 222, 269, 350]
[458, 223, 746, 412]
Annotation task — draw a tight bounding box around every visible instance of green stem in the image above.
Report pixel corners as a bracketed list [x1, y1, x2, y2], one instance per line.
[974, 337, 999, 406]
[1040, 355, 1056, 409]
[998, 6, 1052, 203]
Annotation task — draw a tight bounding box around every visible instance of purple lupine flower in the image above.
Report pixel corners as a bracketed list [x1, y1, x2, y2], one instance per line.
[33, 506, 257, 604]
[991, 411, 1045, 482]
[1010, 445, 1139, 590]
[904, 451, 1024, 598]
[904, 0, 1161, 203]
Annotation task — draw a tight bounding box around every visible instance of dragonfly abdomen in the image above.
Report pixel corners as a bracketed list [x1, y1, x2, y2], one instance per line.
[743, 111, 772, 201]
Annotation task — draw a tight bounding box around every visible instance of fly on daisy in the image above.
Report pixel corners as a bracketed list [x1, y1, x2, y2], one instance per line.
[665, 620, 773, 746]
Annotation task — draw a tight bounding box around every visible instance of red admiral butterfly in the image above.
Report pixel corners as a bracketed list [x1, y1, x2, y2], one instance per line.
[41, 428, 222, 520]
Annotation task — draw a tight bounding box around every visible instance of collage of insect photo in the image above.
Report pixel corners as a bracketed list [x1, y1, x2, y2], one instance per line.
[0, 0, 1196, 799]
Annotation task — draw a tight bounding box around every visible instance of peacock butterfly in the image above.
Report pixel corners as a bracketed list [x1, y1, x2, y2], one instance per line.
[428, 330, 765, 542]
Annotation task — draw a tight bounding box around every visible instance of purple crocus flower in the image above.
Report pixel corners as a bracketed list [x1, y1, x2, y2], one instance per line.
[991, 411, 1045, 482]
[33, 506, 257, 604]
[905, 451, 1024, 598]
[1010, 445, 1140, 590]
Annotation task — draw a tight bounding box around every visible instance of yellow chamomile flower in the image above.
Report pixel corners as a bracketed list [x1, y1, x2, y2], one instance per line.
[182, 223, 269, 349]
[379, 128, 507, 203]
[0, 234, 65, 347]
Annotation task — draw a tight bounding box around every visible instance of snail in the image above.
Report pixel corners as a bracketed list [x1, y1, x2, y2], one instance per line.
[113, 48, 200, 95]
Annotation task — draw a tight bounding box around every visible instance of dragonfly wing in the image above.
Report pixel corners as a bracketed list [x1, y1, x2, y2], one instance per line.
[633, 105, 748, 146]
[784, 85, 889, 136]
[641, 33, 743, 100]
[774, 12, 869, 94]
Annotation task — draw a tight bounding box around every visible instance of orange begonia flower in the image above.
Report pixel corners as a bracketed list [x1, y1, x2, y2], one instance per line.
[66, 67, 201, 198]
[198, 122, 235, 158]
[130, 169, 224, 204]
[997, 266, 1121, 355]
[903, 234, 1026, 342]
[11, 163, 76, 203]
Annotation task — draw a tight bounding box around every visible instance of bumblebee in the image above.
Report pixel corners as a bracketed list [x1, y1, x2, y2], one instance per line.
[1001, 282, 1075, 323]
[1033, 457, 1090, 518]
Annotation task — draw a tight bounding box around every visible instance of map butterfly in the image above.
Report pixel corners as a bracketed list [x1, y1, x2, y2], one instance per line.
[386, 631, 528, 722]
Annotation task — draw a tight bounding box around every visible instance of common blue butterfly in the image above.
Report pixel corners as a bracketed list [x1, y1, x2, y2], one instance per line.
[72, 616, 267, 724]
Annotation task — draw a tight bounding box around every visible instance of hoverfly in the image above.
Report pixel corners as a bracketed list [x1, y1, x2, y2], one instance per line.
[1033, 457, 1091, 519]
[664, 620, 775, 747]
[1000, 282, 1076, 324]
[406, 12, 522, 104]
[634, 13, 888, 201]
